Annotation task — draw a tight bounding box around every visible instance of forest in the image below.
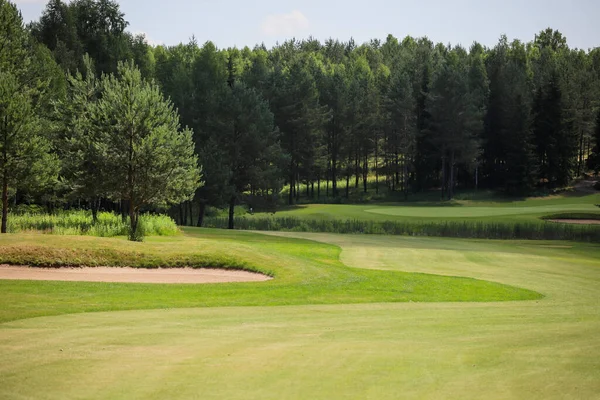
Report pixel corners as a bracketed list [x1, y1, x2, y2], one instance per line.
[2, 0, 600, 237]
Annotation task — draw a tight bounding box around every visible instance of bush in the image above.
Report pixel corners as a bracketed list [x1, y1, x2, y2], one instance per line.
[7, 210, 179, 238]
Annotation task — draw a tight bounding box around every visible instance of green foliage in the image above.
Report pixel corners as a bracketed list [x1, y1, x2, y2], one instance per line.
[5, 3, 600, 221]
[54, 55, 104, 204]
[0, 0, 61, 233]
[7, 210, 178, 237]
[29, 0, 154, 77]
[92, 60, 202, 239]
[425, 46, 483, 199]
[586, 111, 600, 174]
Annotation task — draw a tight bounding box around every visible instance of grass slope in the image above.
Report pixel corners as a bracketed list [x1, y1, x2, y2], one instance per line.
[0, 229, 538, 323]
[252, 193, 600, 223]
[0, 231, 599, 399]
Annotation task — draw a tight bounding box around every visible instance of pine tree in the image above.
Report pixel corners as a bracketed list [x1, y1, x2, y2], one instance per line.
[0, 0, 60, 233]
[93, 61, 201, 240]
[587, 111, 600, 175]
[55, 55, 106, 221]
[425, 48, 482, 199]
[216, 83, 283, 229]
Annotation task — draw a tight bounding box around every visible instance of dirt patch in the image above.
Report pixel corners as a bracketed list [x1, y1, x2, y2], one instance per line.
[548, 219, 600, 225]
[0, 265, 271, 284]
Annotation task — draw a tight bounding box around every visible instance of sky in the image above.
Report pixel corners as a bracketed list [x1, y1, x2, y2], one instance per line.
[12, 0, 600, 50]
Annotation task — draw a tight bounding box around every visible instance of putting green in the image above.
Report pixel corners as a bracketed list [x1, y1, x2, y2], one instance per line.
[1, 232, 599, 399]
[364, 203, 596, 218]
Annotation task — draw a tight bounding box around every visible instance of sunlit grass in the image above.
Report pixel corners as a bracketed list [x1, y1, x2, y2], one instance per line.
[1, 231, 599, 399]
[7, 211, 179, 237]
[0, 229, 542, 323]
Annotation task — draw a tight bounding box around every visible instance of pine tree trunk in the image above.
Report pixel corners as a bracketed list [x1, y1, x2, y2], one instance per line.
[577, 129, 583, 177]
[354, 150, 359, 189]
[288, 161, 295, 205]
[228, 196, 235, 230]
[331, 157, 337, 197]
[129, 201, 138, 240]
[188, 201, 193, 226]
[449, 151, 455, 200]
[183, 201, 188, 226]
[345, 166, 350, 198]
[317, 178, 321, 199]
[395, 150, 400, 186]
[91, 197, 99, 224]
[1, 167, 8, 234]
[197, 201, 206, 227]
[404, 160, 409, 200]
[441, 156, 446, 200]
[121, 200, 127, 223]
[375, 139, 379, 195]
[363, 155, 368, 193]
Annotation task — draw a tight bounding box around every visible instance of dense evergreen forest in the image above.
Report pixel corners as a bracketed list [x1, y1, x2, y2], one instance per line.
[2, 0, 600, 235]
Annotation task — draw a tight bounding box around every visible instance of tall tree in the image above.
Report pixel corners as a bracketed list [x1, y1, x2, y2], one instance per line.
[92, 61, 201, 240]
[216, 83, 283, 228]
[271, 57, 327, 204]
[0, 0, 60, 233]
[385, 67, 416, 195]
[586, 111, 600, 175]
[30, 0, 153, 78]
[426, 47, 483, 199]
[54, 55, 106, 221]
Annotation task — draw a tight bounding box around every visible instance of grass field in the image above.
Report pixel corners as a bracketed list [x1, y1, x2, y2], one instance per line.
[202, 193, 600, 241]
[258, 192, 600, 223]
[1, 229, 600, 399]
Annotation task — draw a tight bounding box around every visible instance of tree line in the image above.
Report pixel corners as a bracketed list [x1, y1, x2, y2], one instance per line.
[2, 0, 600, 236]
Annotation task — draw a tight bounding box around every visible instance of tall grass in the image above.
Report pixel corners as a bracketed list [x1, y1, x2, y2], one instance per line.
[8, 211, 179, 237]
[203, 216, 600, 242]
[541, 212, 600, 221]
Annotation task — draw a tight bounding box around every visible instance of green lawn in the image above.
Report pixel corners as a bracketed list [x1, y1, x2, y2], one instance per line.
[258, 192, 600, 223]
[0, 230, 538, 323]
[1, 229, 599, 399]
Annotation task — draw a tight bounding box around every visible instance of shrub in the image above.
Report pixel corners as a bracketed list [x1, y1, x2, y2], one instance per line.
[7, 210, 179, 238]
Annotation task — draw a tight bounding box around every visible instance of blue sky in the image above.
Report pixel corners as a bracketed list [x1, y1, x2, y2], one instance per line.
[13, 0, 600, 50]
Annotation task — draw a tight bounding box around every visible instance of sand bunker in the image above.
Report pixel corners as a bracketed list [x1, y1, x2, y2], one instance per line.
[548, 219, 600, 225]
[0, 265, 271, 284]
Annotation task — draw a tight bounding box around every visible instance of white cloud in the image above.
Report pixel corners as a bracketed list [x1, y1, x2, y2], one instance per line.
[261, 10, 309, 36]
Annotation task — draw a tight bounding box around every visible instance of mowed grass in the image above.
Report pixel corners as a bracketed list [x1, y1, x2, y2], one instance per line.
[0, 231, 599, 399]
[0, 229, 539, 323]
[0, 228, 542, 321]
[257, 192, 600, 224]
